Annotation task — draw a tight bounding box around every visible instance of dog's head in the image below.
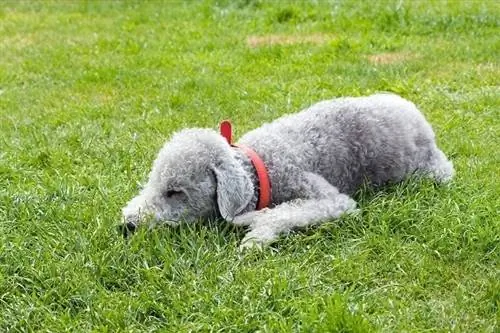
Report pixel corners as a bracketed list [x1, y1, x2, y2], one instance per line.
[120, 129, 254, 234]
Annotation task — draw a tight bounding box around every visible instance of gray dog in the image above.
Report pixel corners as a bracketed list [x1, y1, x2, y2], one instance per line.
[121, 93, 454, 248]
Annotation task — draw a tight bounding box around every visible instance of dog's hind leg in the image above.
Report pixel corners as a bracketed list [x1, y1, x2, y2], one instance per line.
[420, 147, 455, 183]
[235, 172, 357, 249]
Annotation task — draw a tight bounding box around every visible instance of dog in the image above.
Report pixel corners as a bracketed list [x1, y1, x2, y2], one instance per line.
[121, 93, 454, 249]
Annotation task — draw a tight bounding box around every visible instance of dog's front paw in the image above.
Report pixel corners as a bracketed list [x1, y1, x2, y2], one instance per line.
[239, 226, 277, 251]
[238, 239, 265, 251]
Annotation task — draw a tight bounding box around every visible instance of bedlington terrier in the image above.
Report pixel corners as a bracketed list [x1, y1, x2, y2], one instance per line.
[121, 93, 454, 249]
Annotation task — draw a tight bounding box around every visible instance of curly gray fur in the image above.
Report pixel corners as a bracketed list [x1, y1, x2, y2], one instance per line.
[121, 93, 454, 248]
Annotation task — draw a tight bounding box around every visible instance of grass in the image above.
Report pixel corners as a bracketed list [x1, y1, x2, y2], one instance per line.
[0, 0, 499, 331]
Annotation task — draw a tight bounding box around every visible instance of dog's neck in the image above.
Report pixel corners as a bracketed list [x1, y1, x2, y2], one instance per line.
[234, 149, 260, 213]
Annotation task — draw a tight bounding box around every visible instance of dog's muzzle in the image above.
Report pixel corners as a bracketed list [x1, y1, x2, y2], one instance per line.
[118, 222, 137, 238]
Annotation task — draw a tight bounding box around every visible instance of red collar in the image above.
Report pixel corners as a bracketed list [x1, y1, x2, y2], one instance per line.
[220, 120, 271, 210]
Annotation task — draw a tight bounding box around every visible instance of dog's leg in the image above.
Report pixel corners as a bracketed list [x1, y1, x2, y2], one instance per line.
[422, 148, 454, 183]
[235, 172, 357, 249]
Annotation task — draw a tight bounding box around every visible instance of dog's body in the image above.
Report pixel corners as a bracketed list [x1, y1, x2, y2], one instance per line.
[122, 93, 454, 248]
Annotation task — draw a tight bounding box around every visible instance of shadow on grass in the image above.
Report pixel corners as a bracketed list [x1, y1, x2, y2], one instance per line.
[274, 176, 453, 251]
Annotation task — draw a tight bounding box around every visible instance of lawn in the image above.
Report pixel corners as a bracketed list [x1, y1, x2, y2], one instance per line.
[0, 0, 499, 331]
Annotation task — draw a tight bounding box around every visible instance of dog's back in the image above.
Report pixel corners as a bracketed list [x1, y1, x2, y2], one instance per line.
[239, 93, 443, 194]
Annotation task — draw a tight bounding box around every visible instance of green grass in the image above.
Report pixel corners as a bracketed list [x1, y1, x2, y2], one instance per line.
[0, 0, 499, 331]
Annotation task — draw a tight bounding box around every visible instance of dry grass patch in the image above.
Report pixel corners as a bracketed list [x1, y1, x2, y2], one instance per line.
[367, 51, 416, 65]
[246, 33, 334, 48]
[0, 34, 34, 50]
[475, 62, 499, 74]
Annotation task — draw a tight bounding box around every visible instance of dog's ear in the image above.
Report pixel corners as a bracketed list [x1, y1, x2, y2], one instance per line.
[212, 158, 254, 221]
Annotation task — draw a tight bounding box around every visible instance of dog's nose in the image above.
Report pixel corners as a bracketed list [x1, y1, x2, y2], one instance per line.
[118, 222, 137, 237]
[126, 222, 137, 232]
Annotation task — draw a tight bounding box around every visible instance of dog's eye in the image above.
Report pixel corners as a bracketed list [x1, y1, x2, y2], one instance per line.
[165, 190, 182, 198]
